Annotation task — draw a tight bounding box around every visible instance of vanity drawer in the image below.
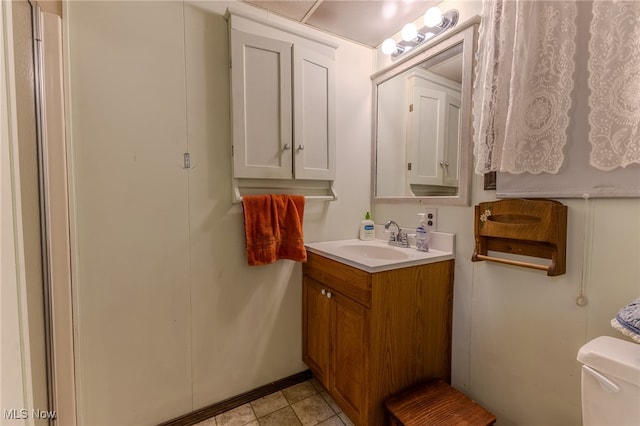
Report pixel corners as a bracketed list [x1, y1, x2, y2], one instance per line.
[304, 252, 372, 307]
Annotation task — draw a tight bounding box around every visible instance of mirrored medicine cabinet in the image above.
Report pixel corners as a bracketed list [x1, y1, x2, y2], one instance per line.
[372, 18, 479, 206]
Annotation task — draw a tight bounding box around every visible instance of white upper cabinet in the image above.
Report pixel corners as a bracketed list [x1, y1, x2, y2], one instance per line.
[229, 12, 336, 182]
[408, 72, 461, 187]
[293, 46, 336, 180]
[231, 30, 293, 179]
[443, 96, 461, 187]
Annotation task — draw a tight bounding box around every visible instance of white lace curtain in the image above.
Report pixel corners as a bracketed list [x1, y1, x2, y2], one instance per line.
[473, 0, 640, 175]
[589, 1, 640, 171]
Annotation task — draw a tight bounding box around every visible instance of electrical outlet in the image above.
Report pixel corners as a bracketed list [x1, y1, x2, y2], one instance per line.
[424, 208, 437, 232]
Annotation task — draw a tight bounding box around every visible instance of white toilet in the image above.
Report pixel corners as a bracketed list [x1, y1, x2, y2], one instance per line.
[577, 336, 640, 425]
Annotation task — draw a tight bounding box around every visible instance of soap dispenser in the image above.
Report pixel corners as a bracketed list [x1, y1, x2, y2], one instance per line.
[360, 212, 375, 241]
[416, 213, 429, 251]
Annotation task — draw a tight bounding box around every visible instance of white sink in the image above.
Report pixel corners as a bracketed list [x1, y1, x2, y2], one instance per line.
[336, 244, 410, 260]
[305, 233, 455, 273]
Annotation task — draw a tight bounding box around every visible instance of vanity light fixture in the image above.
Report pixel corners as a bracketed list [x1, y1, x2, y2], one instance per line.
[381, 38, 405, 56]
[382, 7, 459, 57]
[401, 23, 424, 43]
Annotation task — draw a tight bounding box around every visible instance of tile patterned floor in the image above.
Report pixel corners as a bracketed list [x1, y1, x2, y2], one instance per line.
[194, 379, 355, 426]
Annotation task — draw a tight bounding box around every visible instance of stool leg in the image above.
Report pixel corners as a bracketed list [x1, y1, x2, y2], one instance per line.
[388, 415, 402, 426]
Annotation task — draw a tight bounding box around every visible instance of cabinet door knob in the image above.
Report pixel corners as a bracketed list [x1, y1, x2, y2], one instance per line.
[445, 162, 450, 167]
[321, 289, 326, 295]
[283, 144, 291, 150]
[440, 161, 444, 167]
[298, 144, 304, 150]
[326, 291, 332, 299]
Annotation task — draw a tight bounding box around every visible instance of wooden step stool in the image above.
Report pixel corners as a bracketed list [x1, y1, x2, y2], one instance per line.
[385, 378, 496, 426]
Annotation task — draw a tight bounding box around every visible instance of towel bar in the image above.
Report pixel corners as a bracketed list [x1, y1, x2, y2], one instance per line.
[232, 182, 337, 204]
[471, 199, 567, 276]
[474, 254, 550, 272]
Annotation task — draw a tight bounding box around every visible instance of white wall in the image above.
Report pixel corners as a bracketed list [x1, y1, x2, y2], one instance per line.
[64, 1, 372, 424]
[374, 1, 640, 425]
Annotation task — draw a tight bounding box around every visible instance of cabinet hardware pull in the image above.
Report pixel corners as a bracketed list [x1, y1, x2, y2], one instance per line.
[283, 144, 291, 150]
[321, 289, 326, 295]
[440, 161, 444, 167]
[298, 144, 304, 150]
[326, 291, 332, 299]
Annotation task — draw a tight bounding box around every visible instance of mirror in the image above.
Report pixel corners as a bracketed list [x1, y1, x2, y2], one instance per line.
[372, 20, 478, 205]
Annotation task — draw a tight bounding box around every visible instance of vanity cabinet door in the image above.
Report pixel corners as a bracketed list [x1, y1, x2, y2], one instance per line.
[302, 273, 369, 424]
[330, 291, 368, 425]
[302, 276, 331, 386]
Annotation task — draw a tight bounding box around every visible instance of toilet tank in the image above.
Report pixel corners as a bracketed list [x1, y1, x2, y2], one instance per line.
[577, 336, 640, 426]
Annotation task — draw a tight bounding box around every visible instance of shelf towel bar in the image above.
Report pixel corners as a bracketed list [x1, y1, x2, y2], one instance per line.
[471, 198, 567, 276]
[232, 181, 337, 204]
[473, 254, 550, 273]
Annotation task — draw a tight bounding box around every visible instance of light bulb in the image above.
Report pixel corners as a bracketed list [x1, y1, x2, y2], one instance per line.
[424, 7, 443, 27]
[401, 23, 418, 42]
[381, 38, 399, 55]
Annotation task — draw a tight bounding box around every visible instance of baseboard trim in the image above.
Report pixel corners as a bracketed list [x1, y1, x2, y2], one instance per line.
[158, 370, 313, 426]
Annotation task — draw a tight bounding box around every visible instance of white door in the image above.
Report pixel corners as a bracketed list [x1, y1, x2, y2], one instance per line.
[66, 2, 192, 423]
[231, 30, 293, 179]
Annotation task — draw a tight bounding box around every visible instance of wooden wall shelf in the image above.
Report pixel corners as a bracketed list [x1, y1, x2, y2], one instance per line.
[471, 199, 567, 276]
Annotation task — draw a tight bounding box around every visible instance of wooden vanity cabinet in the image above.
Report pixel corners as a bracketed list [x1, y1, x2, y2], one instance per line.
[302, 252, 454, 426]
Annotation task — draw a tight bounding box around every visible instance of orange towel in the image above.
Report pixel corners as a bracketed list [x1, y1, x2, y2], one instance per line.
[242, 194, 306, 266]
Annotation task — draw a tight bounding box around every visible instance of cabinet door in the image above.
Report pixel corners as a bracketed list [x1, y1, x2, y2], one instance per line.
[443, 93, 461, 187]
[302, 276, 331, 386]
[409, 87, 446, 186]
[230, 30, 293, 179]
[331, 291, 368, 425]
[293, 46, 335, 180]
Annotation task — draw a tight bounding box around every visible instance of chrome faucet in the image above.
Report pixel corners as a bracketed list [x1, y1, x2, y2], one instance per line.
[384, 220, 409, 248]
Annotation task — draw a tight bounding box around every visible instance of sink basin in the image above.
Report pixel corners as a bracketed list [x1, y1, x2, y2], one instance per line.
[336, 244, 410, 260]
[305, 235, 455, 273]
